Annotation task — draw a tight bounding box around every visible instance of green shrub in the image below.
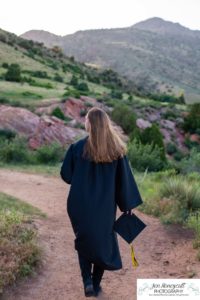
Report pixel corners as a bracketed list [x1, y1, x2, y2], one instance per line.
[86, 73, 100, 84]
[153, 168, 178, 180]
[140, 123, 166, 162]
[166, 142, 178, 155]
[99, 69, 123, 90]
[179, 148, 200, 174]
[35, 142, 64, 164]
[29, 80, 53, 89]
[23, 70, 49, 79]
[51, 107, 66, 120]
[0, 209, 42, 294]
[54, 73, 63, 82]
[184, 136, 199, 149]
[0, 134, 65, 165]
[148, 92, 185, 104]
[128, 94, 133, 102]
[63, 89, 80, 98]
[21, 91, 43, 99]
[173, 149, 185, 161]
[186, 172, 200, 181]
[110, 89, 123, 99]
[5, 63, 21, 82]
[111, 104, 137, 134]
[183, 103, 200, 133]
[162, 109, 177, 120]
[85, 102, 93, 107]
[80, 108, 87, 117]
[70, 75, 78, 86]
[64, 63, 82, 74]
[127, 138, 166, 172]
[2, 62, 9, 68]
[0, 136, 31, 163]
[0, 97, 9, 104]
[185, 211, 200, 244]
[49, 61, 59, 70]
[159, 176, 200, 224]
[129, 127, 142, 142]
[0, 129, 16, 141]
[77, 82, 89, 92]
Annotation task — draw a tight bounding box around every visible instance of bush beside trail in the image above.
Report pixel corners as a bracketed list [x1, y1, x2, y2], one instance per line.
[137, 169, 200, 260]
[0, 134, 66, 165]
[0, 192, 45, 295]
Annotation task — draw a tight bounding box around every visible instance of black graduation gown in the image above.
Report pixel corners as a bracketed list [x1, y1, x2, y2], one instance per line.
[60, 135, 143, 270]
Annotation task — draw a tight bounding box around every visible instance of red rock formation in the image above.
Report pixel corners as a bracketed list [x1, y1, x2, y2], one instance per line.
[0, 105, 86, 149]
[35, 96, 109, 125]
[28, 115, 85, 149]
[0, 105, 40, 135]
[62, 97, 86, 123]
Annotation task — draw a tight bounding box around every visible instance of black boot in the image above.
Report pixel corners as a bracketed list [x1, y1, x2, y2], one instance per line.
[92, 264, 104, 296]
[77, 252, 95, 297]
[84, 281, 95, 297]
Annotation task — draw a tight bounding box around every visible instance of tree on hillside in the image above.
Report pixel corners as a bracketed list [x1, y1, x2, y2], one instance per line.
[183, 103, 200, 134]
[111, 104, 137, 134]
[110, 89, 123, 99]
[70, 75, 78, 87]
[127, 138, 166, 172]
[5, 64, 21, 82]
[77, 82, 89, 92]
[140, 123, 166, 161]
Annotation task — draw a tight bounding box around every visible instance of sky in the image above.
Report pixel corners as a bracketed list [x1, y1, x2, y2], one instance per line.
[0, 0, 200, 36]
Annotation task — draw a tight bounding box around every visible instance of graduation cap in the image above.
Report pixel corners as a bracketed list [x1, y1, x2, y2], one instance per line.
[114, 211, 147, 268]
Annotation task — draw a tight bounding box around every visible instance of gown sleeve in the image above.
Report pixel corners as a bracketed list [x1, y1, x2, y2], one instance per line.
[115, 154, 143, 212]
[60, 143, 74, 184]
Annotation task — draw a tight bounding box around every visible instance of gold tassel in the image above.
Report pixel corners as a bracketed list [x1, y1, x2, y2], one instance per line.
[130, 244, 139, 268]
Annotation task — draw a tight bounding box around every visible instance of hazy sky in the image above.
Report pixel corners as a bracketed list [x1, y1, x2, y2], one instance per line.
[0, 0, 200, 36]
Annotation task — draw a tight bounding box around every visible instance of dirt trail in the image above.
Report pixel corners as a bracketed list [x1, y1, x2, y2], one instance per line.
[0, 169, 199, 300]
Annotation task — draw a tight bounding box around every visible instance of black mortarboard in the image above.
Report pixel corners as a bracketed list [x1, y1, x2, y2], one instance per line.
[114, 211, 147, 244]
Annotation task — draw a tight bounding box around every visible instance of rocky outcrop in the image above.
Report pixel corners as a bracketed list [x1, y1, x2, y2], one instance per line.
[0, 105, 40, 135]
[35, 96, 108, 125]
[0, 102, 128, 149]
[0, 105, 86, 149]
[28, 115, 86, 149]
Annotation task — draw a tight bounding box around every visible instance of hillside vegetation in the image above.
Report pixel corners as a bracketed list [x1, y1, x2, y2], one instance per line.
[21, 17, 200, 103]
[0, 191, 45, 294]
[0, 27, 135, 109]
[0, 25, 199, 167]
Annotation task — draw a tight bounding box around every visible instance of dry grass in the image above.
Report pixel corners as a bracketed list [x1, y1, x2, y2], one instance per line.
[0, 193, 45, 295]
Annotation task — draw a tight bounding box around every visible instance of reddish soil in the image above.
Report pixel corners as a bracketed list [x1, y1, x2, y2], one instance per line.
[0, 169, 199, 300]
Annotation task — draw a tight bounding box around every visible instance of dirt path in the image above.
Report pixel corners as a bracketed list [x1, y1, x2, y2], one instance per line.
[0, 169, 199, 300]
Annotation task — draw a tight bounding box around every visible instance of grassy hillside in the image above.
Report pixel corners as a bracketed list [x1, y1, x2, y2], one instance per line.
[21, 18, 200, 103]
[0, 28, 121, 110]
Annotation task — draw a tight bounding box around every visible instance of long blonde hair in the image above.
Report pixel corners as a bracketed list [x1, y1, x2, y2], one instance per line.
[82, 107, 127, 163]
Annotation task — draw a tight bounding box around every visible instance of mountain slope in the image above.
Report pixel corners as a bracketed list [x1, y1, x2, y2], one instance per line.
[21, 29, 63, 48]
[133, 17, 199, 36]
[21, 18, 200, 103]
[0, 27, 122, 109]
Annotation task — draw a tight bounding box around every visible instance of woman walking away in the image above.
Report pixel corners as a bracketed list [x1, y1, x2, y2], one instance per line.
[60, 107, 143, 297]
